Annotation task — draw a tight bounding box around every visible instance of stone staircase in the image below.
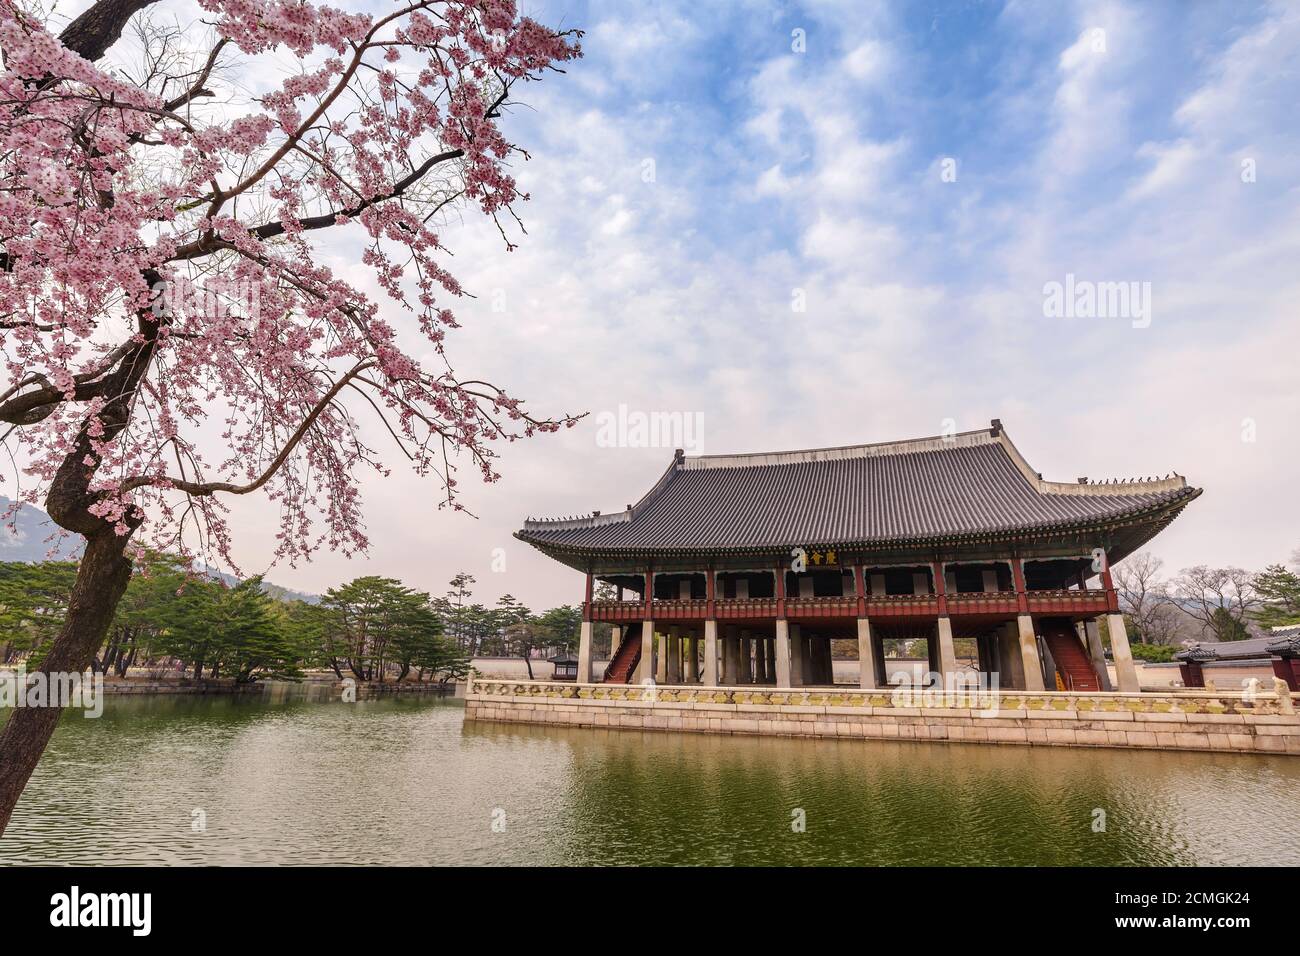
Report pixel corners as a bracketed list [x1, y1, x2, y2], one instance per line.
[1041, 620, 1100, 691]
[603, 629, 641, 683]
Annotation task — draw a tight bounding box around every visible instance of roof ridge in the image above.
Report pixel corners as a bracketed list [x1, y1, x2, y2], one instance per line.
[682, 425, 998, 470]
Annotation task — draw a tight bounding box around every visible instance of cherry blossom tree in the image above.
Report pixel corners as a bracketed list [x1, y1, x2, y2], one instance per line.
[0, 0, 581, 832]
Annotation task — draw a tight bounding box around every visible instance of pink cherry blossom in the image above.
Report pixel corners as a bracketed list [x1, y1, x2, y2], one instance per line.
[0, 0, 584, 575]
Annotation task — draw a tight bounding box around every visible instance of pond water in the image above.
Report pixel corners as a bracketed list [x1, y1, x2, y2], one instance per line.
[2, 691, 1298, 865]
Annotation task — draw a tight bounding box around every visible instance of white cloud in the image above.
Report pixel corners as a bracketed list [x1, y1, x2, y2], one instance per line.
[195, 0, 1300, 610]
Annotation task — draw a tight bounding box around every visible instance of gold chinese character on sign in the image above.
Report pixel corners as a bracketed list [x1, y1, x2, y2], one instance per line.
[825, 550, 837, 566]
[811, 551, 823, 565]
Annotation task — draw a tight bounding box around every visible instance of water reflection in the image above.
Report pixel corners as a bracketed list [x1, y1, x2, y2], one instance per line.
[2, 693, 1298, 866]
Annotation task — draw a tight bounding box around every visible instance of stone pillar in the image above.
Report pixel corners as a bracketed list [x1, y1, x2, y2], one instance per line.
[774, 619, 793, 687]
[577, 620, 594, 684]
[856, 618, 879, 689]
[933, 617, 957, 688]
[723, 626, 740, 685]
[742, 630, 756, 683]
[666, 626, 681, 684]
[766, 637, 777, 682]
[754, 634, 768, 684]
[800, 630, 815, 685]
[655, 628, 668, 683]
[1083, 619, 1113, 691]
[608, 624, 623, 663]
[1016, 614, 1046, 692]
[789, 623, 804, 685]
[703, 620, 719, 686]
[636, 620, 655, 683]
[1001, 621, 1025, 689]
[1107, 612, 1140, 693]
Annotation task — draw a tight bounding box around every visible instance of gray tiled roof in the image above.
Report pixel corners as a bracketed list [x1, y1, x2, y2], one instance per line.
[518, 422, 1199, 556]
[1176, 636, 1277, 662]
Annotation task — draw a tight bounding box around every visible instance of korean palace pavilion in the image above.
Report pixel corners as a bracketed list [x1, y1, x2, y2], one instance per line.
[516, 420, 1200, 695]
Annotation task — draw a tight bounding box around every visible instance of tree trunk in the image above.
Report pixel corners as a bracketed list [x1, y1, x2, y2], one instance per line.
[119, 643, 136, 677]
[0, 532, 133, 836]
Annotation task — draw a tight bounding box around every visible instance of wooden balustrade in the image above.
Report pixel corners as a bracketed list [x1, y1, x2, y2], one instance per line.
[585, 589, 1110, 622]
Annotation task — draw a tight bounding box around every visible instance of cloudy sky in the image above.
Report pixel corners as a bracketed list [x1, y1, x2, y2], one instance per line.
[41, 0, 1300, 610]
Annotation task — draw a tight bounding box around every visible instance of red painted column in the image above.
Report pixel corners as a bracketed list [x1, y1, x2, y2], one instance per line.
[853, 564, 866, 617]
[1011, 558, 1029, 614]
[706, 566, 716, 618]
[1099, 560, 1120, 613]
[931, 561, 947, 616]
[774, 564, 786, 619]
[644, 567, 654, 619]
[583, 571, 593, 621]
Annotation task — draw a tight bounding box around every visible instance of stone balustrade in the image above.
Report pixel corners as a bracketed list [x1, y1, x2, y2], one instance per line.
[464, 677, 1300, 755]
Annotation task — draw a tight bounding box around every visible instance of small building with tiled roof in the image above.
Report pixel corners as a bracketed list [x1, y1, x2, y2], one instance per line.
[518, 420, 1201, 695]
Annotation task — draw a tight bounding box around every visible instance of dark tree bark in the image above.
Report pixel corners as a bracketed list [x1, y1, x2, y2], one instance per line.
[58, 0, 161, 63]
[0, 532, 133, 834]
[0, 262, 161, 833]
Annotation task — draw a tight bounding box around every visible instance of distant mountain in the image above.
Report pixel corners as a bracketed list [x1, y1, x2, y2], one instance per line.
[0, 497, 82, 562]
[205, 568, 320, 605]
[0, 497, 319, 604]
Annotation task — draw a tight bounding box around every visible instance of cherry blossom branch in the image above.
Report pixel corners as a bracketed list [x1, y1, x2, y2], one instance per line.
[119, 358, 374, 496]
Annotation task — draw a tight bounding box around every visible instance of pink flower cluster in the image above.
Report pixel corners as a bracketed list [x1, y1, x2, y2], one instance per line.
[0, 0, 582, 573]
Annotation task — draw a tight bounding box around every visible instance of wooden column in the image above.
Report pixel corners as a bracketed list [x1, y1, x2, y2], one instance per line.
[931, 560, 947, 615]
[1011, 558, 1029, 614]
[1099, 559, 1121, 613]
[774, 564, 786, 619]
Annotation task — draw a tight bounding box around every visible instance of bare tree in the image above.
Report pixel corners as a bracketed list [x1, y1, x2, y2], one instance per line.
[1113, 553, 1169, 642]
[1168, 566, 1261, 642]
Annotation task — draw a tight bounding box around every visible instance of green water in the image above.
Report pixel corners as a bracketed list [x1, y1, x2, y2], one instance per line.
[2, 692, 1298, 866]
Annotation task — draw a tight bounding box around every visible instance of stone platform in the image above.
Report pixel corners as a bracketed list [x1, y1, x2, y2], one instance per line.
[465, 679, 1300, 755]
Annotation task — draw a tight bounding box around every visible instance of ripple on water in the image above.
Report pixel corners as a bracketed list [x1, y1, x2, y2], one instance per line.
[3, 694, 1299, 866]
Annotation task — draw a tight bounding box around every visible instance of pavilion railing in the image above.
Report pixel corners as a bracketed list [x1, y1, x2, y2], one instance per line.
[785, 596, 858, 617]
[945, 592, 1021, 615]
[863, 594, 942, 617]
[587, 601, 645, 623]
[587, 590, 1113, 622]
[1025, 589, 1112, 615]
[713, 598, 779, 620]
[650, 599, 709, 620]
